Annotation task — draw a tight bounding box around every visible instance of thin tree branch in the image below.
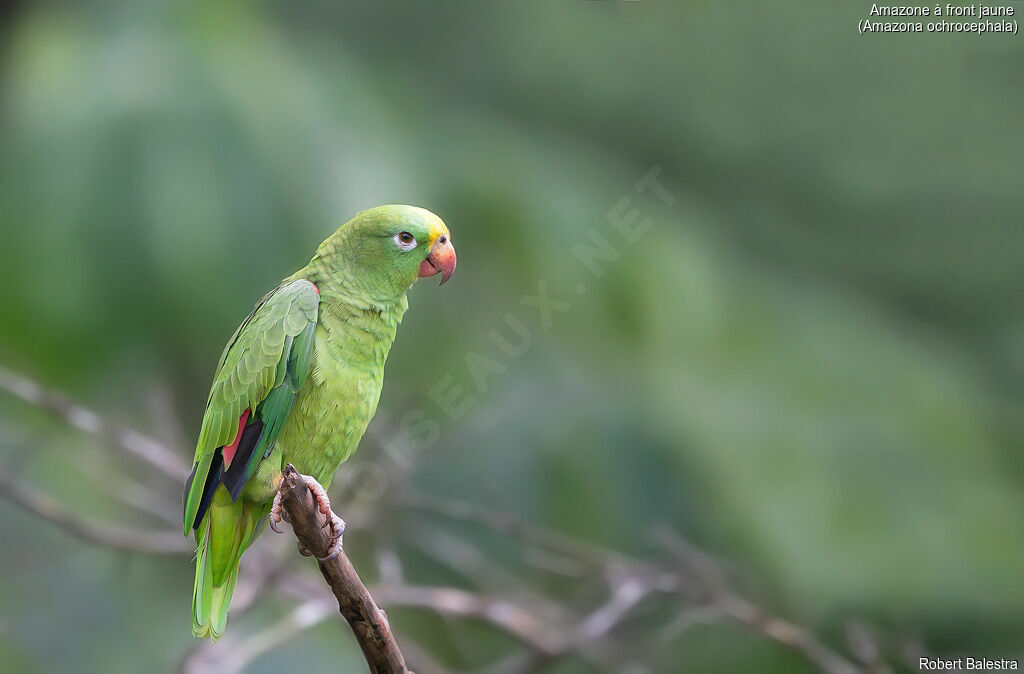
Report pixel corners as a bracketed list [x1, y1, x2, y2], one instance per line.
[713, 596, 860, 674]
[273, 567, 562, 659]
[181, 600, 335, 674]
[653, 528, 861, 674]
[75, 455, 180, 526]
[568, 575, 653, 646]
[372, 584, 562, 656]
[407, 493, 864, 674]
[392, 637, 452, 674]
[399, 491, 634, 570]
[277, 464, 412, 674]
[0, 469, 189, 555]
[0, 366, 187, 478]
[408, 523, 569, 621]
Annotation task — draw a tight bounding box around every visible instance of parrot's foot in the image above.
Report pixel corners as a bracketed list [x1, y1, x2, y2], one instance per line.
[304, 476, 334, 523]
[278, 472, 346, 560]
[298, 512, 346, 561]
[269, 489, 289, 534]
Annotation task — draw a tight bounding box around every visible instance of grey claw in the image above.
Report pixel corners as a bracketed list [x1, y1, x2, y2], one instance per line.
[330, 515, 347, 541]
[318, 520, 345, 561]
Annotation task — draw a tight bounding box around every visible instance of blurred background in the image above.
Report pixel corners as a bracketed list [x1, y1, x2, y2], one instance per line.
[1, 1, 1023, 672]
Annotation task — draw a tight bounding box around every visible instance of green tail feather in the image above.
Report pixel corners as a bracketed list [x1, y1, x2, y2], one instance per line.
[191, 491, 268, 640]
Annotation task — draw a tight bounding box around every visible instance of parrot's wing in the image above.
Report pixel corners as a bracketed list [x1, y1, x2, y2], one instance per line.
[183, 278, 319, 534]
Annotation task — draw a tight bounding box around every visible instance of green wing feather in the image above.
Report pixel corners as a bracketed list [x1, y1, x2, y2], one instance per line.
[183, 278, 319, 535]
[240, 319, 315, 483]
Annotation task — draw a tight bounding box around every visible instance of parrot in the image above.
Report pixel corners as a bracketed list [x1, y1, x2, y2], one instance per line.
[182, 205, 456, 640]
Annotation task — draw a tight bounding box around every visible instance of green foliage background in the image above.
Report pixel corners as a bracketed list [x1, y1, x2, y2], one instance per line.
[1, 1, 1023, 672]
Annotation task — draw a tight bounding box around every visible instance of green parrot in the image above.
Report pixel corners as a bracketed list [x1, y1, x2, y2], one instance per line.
[183, 205, 456, 640]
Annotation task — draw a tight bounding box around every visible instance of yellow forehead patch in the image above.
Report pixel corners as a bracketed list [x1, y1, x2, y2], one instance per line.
[426, 215, 450, 246]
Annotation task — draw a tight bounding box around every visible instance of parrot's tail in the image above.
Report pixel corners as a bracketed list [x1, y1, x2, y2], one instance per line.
[192, 493, 268, 640]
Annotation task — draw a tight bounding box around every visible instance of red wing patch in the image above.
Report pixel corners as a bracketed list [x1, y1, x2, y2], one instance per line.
[221, 409, 251, 467]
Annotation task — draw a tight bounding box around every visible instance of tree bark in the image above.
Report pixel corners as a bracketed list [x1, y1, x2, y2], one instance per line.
[277, 464, 411, 674]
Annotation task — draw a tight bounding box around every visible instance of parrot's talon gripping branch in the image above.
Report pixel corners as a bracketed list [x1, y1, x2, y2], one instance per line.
[276, 464, 411, 673]
[330, 513, 346, 540]
[317, 513, 346, 561]
[304, 477, 334, 519]
[269, 490, 287, 534]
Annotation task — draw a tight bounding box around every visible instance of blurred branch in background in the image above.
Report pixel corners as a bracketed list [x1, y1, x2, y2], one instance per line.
[0, 367, 901, 673]
[0, 469, 188, 555]
[0, 366, 187, 478]
[181, 601, 335, 674]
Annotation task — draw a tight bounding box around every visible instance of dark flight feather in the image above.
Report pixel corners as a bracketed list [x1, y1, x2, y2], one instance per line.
[190, 452, 224, 531]
[221, 418, 266, 500]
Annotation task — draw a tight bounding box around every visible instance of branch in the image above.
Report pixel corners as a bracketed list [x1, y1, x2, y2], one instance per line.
[713, 596, 860, 674]
[653, 528, 860, 674]
[372, 584, 561, 656]
[408, 523, 570, 621]
[181, 600, 335, 674]
[0, 366, 187, 478]
[274, 567, 562, 660]
[0, 469, 189, 555]
[406, 492, 864, 674]
[399, 491, 634, 570]
[277, 464, 411, 674]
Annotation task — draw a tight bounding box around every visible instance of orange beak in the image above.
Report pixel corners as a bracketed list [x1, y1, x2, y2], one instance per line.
[418, 235, 456, 285]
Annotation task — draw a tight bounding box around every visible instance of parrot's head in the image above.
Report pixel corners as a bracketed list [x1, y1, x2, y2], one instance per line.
[313, 204, 456, 301]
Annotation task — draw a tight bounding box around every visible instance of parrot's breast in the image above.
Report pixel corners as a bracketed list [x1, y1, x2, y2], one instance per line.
[273, 299, 402, 487]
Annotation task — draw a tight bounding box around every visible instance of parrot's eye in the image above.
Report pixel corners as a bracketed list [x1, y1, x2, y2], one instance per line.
[394, 232, 417, 251]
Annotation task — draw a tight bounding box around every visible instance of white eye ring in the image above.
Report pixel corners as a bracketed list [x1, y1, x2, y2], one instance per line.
[393, 232, 417, 251]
